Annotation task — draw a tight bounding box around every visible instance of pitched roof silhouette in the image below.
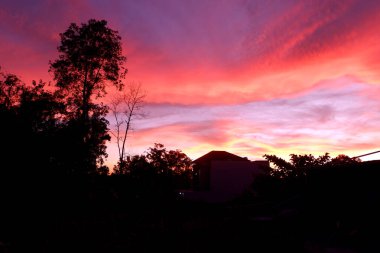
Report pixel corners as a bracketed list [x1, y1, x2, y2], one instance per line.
[194, 151, 249, 163]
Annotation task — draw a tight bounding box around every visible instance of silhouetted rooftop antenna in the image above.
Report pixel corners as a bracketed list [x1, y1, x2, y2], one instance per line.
[352, 150, 380, 158]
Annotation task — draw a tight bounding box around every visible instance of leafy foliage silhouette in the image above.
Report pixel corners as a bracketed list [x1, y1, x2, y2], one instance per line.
[49, 19, 127, 119]
[113, 143, 193, 188]
[263, 153, 360, 178]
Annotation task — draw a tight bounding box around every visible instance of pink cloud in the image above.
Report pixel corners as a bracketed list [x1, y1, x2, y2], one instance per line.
[103, 79, 380, 165]
[120, 0, 380, 105]
[2, 0, 380, 166]
[2, 0, 380, 104]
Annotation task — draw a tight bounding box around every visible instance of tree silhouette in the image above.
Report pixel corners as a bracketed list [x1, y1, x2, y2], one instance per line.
[0, 71, 66, 175]
[18, 81, 66, 174]
[49, 19, 127, 174]
[49, 19, 127, 121]
[145, 143, 194, 189]
[113, 143, 193, 177]
[0, 67, 23, 109]
[110, 82, 145, 172]
[263, 153, 360, 178]
[112, 143, 193, 190]
[146, 143, 193, 176]
[55, 103, 111, 174]
[127, 154, 152, 175]
[0, 69, 25, 175]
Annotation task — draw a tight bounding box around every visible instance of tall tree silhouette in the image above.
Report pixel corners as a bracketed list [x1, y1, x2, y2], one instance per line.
[50, 19, 127, 120]
[49, 19, 127, 174]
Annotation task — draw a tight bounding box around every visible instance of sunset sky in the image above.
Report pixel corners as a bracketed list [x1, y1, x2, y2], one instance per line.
[1, 0, 380, 166]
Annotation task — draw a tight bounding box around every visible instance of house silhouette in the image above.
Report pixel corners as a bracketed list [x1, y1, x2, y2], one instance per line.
[180, 151, 269, 202]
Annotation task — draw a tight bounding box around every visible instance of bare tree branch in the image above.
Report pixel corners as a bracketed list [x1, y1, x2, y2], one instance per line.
[109, 82, 145, 166]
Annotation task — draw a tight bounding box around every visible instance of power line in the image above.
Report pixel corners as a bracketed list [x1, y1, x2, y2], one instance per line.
[353, 150, 380, 158]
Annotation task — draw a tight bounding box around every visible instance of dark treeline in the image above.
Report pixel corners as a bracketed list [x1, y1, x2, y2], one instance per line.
[0, 19, 195, 252]
[1, 19, 379, 253]
[249, 154, 380, 253]
[1, 19, 125, 176]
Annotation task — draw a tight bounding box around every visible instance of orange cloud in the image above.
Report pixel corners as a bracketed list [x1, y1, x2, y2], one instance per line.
[2, 0, 380, 167]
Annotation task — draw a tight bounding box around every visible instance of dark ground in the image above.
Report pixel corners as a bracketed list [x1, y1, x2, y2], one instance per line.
[1, 164, 379, 253]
